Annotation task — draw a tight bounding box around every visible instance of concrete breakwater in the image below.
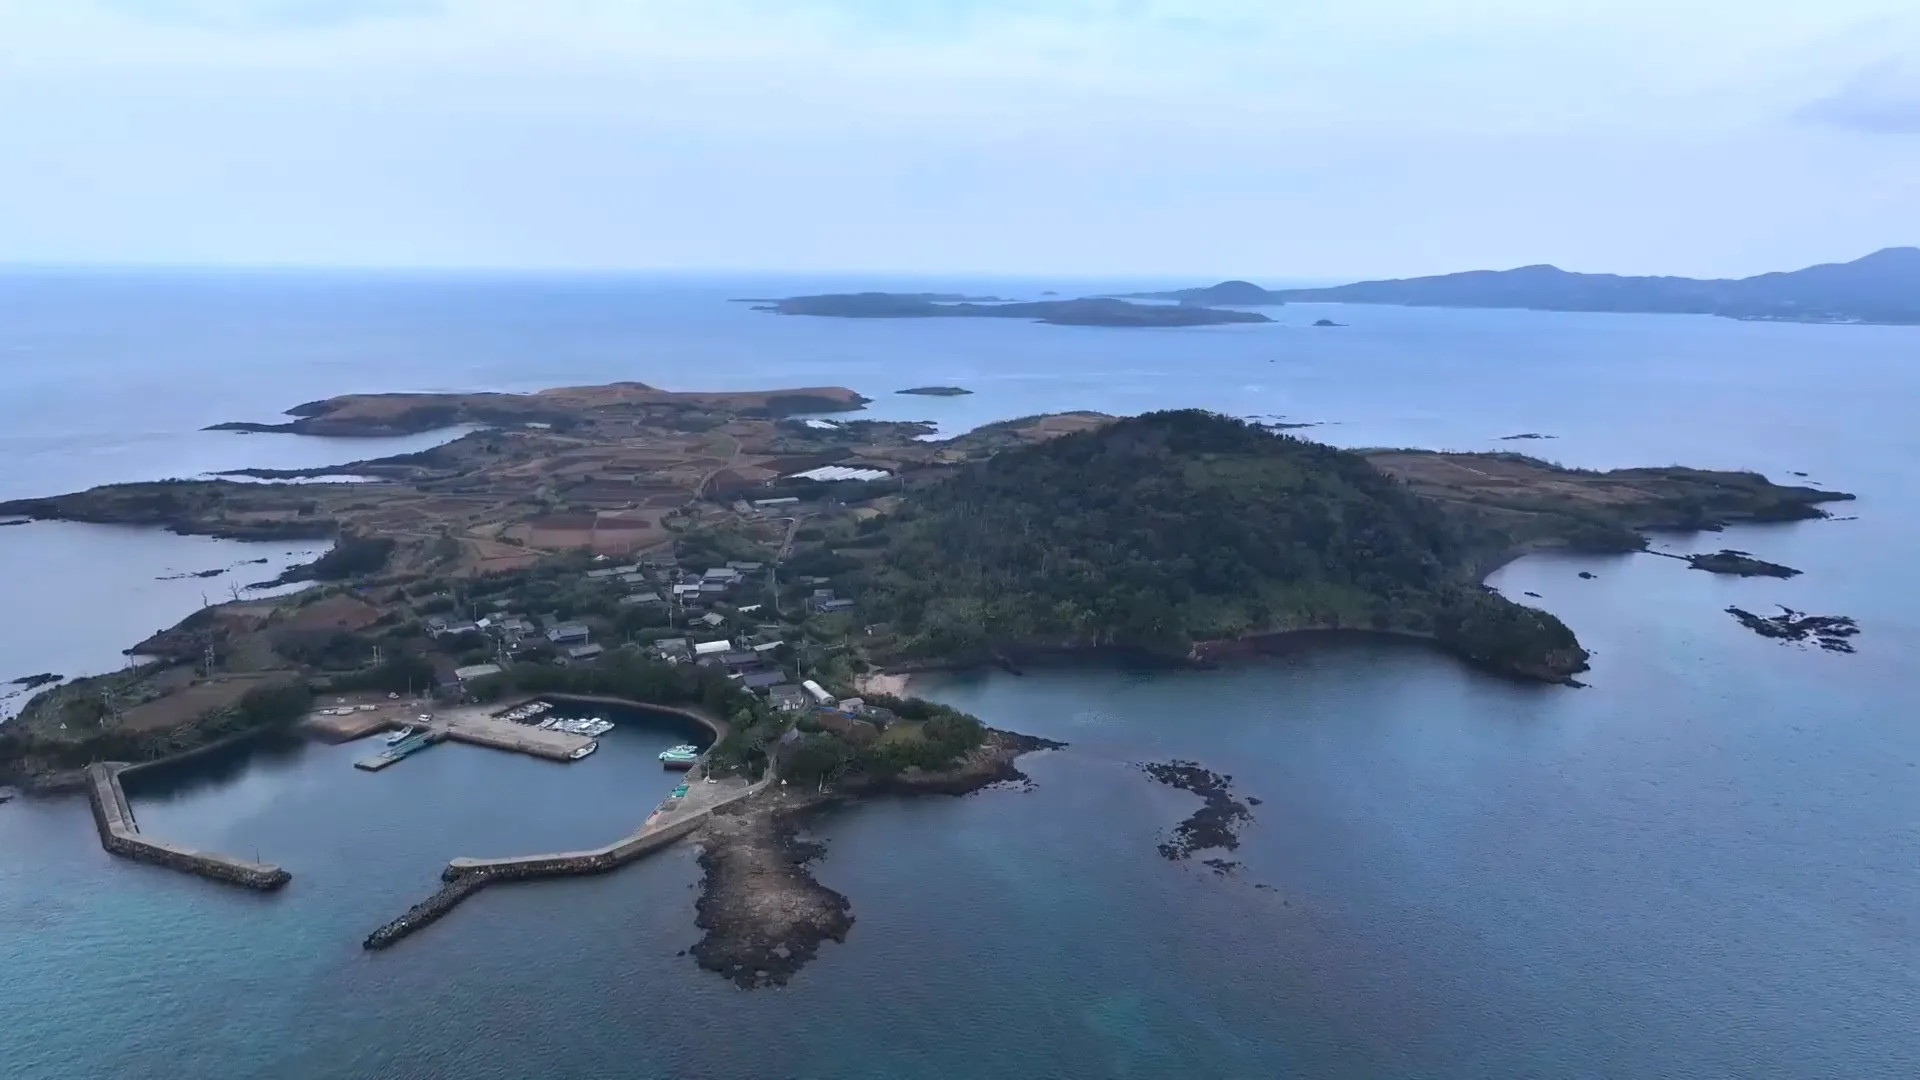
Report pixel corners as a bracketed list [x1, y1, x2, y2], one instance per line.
[85, 763, 290, 891]
[363, 813, 713, 950]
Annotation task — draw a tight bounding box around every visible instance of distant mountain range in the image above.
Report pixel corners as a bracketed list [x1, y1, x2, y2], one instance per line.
[1121, 248, 1920, 324]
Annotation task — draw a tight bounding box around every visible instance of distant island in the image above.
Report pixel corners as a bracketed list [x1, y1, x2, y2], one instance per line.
[204, 382, 871, 437]
[756, 293, 1272, 328]
[896, 387, 973, 397]
[1118, 247, 1920, 324]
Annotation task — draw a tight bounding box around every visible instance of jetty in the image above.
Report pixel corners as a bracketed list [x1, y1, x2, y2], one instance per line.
[364, 768, 765, 949]
[84, 763, 290, 891]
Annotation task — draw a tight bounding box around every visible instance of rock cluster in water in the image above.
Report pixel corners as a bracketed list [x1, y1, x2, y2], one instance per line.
[1725, 606, 1859, 653]
[1138, 761, 1256, 864]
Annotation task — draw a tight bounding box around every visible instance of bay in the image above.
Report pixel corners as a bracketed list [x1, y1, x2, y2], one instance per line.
[1, 269, 1917, 1078]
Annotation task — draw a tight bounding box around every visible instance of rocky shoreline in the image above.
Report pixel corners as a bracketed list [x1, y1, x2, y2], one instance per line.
[691, 792, 853, 988]
[689, 728, 1063, 987]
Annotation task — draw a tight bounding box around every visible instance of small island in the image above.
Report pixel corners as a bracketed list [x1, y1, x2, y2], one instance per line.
[895, 386, 973, 397]
[1671, 549, 1801, 578]
[1312, 318, 1344, 327]
[759, 293, 1273, 328]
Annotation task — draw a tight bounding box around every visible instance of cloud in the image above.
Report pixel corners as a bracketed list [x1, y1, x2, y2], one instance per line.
[92, 0, 439, 30]
[1802, 56, 1920, 133]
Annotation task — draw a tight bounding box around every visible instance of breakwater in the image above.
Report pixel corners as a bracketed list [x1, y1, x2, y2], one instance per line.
[84, 763, 290, 890]
[363, 812, 713, 950]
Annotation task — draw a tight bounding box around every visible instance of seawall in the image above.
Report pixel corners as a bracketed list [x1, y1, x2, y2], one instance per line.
[85, 763, 290, 891]
[363, 811, 716, 950]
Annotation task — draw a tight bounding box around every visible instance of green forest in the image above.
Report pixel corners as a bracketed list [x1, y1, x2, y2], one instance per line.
[853, 410, 1587, 680]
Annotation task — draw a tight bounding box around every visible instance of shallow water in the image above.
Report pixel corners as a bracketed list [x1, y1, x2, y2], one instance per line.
[2, 270, 1917, 1077]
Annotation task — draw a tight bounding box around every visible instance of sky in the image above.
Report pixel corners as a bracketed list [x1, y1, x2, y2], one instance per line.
[1, 0, 1917, 279]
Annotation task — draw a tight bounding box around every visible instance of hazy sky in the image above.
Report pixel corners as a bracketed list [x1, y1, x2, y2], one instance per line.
[2, 0, 1918, 278]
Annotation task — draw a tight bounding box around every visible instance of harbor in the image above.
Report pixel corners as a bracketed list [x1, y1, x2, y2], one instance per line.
[362, 696, 738, 949]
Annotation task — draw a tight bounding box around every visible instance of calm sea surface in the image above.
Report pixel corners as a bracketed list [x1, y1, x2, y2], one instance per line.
[1, 270, 1917, 1078]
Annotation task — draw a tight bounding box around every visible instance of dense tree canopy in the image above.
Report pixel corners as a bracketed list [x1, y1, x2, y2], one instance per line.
[854, 411, 1585, 678]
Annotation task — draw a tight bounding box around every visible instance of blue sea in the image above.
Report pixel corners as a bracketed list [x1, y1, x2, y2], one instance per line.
[2, 270, 1917, 1078]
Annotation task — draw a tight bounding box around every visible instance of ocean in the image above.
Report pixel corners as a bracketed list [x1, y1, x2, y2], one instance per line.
[1, 270, 1917, 1078]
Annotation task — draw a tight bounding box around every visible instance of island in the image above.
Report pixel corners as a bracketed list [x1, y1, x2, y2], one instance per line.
[0, 382, 1855, 984]
[756, 293, 1273, 328]
[1654, 549, 1802, 578]
[205, 382, 871, 437]
[1119, 247, 1920, 325]
[895, 386, 973, 397]
[1312, 318, 1343, 327]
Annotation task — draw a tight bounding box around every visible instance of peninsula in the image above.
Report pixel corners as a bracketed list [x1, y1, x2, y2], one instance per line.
[896, 386, 973, 397]
[1119, 247, 1920, 325]
[756, 293, 1272, 328]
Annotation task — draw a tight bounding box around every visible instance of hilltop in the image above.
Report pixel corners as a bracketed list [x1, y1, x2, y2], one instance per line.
[850, 411, 1592, 681]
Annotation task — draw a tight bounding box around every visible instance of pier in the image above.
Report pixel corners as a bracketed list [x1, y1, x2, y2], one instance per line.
[84, 763, 290, 891]
[345, 705, 596, 771]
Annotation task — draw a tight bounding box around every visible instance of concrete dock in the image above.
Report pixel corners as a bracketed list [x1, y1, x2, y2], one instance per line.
[85, 763, 290, 890]
[342, 705, 596, 772]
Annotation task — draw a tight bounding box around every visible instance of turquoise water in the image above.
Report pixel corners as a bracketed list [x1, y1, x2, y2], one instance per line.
[2, 271, 1917, 1077]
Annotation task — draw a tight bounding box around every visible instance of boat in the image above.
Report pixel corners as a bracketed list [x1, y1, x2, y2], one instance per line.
[659, 745, 699, 770]
[569, 741, 598, 761]
[384, 725, 418, 746]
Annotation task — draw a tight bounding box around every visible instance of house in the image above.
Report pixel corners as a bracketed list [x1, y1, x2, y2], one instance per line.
[697, 612, 726, 629]
[751, 640, 783, 654]
[617, 572, 649, 587]
[739, 669, 786, 691]
[671, 584, 703, 598]
[728, 561, 764, 573]
[692, 639, 732, 657]
[546, 623, 591, 646]
[562, 643, 605, 664]
[453, 662, 504, 681]
[752, 496, 800, 508]
[585, 567, 621, 580]
[801, 679, 834, 706]
[703, 567, 743, 584]
[814, 710, 878, 743]
[768, 685, 808, 712]
[698, 582, 729, 596]
[816, 599, 854, 614]
[619, 591, 664, 608]
[653, 637, 692, 661]
[836, 697, 865, 714]
[720, 650, 759, 668]
[424, 616, 450, 635]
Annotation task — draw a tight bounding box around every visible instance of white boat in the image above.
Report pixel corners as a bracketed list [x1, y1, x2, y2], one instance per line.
[569, 741, 598, 761]
[384, 725, 418, 746]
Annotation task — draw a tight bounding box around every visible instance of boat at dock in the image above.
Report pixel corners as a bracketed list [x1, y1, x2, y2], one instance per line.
[659, 745, 699, 770]
[569, 741, 598, 761]
[384, 725, 418, 746]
